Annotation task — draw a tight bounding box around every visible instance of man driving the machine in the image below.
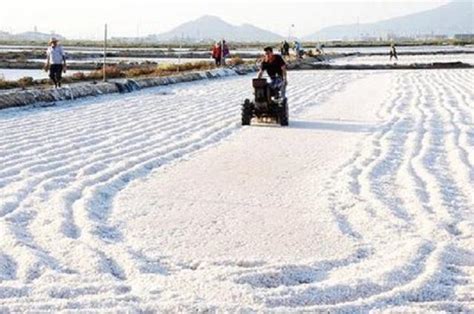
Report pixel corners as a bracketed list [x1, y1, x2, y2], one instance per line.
[257, 46, 287, 98]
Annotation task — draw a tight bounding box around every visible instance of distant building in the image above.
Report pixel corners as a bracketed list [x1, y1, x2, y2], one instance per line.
[454, 34, 474, 41]
[388, 35, 415, 42]
[0, 31, 10, 40]
[0, 31, 65, 42]
[360, 36, 380, 42]
[13, 31, 65, 42]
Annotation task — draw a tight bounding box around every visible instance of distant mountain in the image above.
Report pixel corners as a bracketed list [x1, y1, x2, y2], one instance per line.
[0, 31, 10, 39]
[304, 1, 474, 41]
[149, 15, 284, 42]
[0, 31, 65, 42]
[13, 32, 65, 41]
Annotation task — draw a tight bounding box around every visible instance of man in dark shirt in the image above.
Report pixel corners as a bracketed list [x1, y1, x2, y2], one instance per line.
[257, 46, 287, 98]
[389, 43, 398, 61]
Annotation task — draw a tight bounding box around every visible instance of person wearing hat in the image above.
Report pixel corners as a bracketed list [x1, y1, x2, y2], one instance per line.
[44, 37, 67, 88]
[257, 46, 287, 98]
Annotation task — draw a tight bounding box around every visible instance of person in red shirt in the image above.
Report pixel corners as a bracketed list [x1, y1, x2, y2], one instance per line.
[211, 42, 222, 66]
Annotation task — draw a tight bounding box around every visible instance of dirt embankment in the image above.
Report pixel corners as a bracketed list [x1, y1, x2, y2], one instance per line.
[0, 51, 260, 70]
[289, 59, 473, 70]
[0, 65, 258, 110]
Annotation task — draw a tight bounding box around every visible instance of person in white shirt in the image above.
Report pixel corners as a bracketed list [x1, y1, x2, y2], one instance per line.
[44, 37, 67, 88]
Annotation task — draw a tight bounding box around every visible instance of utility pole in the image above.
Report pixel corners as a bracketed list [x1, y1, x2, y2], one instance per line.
[221, 39, 224, 67]
[177, 33, 183, 73]
[288, 24, 294, 41]
[357, 17, 360, 41]
[103, 23, 108, 82]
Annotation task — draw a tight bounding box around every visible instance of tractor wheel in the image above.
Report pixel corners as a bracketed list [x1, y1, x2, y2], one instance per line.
[280, 98, 289, 126]
[242, 99, 253, 126]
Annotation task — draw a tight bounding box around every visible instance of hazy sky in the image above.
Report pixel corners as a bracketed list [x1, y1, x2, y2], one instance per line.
[1, 0, 453, 39]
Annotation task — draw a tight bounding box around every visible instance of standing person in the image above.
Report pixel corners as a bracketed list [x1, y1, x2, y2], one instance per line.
[211, 42, 222, 66]
[283, 41, 290, 59]
[389, 43, 398, 61]
[44, 37, 67, 88]
[221, 40, 230, 66]
[294, 41, 302, 59]
[315, 43, 324, 55]
[257, 46, 287, 98]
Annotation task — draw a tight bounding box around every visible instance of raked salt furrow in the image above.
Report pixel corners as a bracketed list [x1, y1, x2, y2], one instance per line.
[448, 71, 474, 114]
[25, 75, 344, 224]
[439, 70, 474, 179]
[65, 73, 355, 281]
[0, 71, 359, 294]
[432, 71, 474, 210]
[286, 72, 462, 312]
[340, 74, 410, 225]
[3, 70, 348, 306]
[0, 78, 296, 226]
[0, 97, 234, 193]
[0, 79, 243, 160]
[70, 78, 354, 279]
[402, 74, 439, 234]
[0, 74, 328, 165]
[0, 74, 336, 171]
[419, 73, 469, 227]
[0, 81, 244, 198]
[362, 70, 472, 308]
[365, 74, 418, 227]
[0, 79, 252, 280]
[243, 70, 473, 312]
[321, 74, 406, 241]
[284, 73, 441, 310]
[0, 69, 472, 312]
[253, 78, 420, 308]
[0, 86, 228, 171]
[409, 71, 474, 309]
[0, 73, 345, 201]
